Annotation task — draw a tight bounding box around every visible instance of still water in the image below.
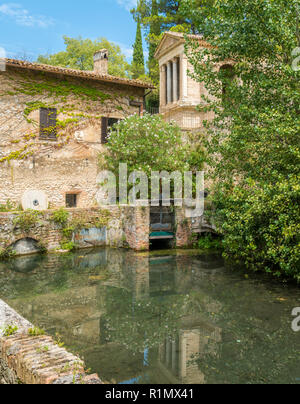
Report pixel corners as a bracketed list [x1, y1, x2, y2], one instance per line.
[0, 248, 299, 384]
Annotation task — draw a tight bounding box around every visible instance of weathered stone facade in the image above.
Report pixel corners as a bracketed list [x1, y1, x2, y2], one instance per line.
[0, 206, 151, 253]
[0, 60, 152, 209]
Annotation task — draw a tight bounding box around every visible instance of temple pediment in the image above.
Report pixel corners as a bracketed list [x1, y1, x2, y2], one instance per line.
[155, 32, 210, 60]
[155, 33, 184, 59]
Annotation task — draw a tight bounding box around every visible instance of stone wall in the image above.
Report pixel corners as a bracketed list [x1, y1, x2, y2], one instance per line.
[0, 66, 145, 209]
[0, 206, 150, 254]
[0, 299, 102, 384]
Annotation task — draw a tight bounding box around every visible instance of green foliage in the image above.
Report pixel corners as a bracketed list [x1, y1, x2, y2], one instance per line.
[132, 0, 200, 82]
[0, 247, 16, 261]
[13, 210, 42, 233]
[50, 208, 70, 226]
[104, 113, 201, 177]
[28, 327, 45, 336]
[16, 75, 112, 103]
[3, 325, 18, 337]
[93, 210, 111, 229]
[37, 36, 132, 78]
[0, 200, 20, 212]
[132, 18, 145, 79]
[215, 177, 300, 281]
[184, 0, 300, 280]
[60, 241, 77, 252]
[23, 101, 50, 123]
[194, 234, 223, 250]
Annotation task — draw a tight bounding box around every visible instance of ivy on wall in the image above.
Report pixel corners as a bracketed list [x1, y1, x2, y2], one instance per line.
[0, 69, 141, 165]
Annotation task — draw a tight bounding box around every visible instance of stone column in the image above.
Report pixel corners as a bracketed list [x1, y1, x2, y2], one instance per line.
[181, 55, 188, 101]
[167, 61, 172, 104]
[172, 58, 178, 103]
[160, 65, 167, 108]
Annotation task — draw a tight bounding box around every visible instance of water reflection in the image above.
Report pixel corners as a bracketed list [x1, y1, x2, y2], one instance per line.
[0, 249, 299, 384]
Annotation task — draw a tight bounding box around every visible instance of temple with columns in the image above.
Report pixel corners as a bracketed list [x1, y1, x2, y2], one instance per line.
[155, 32, 215, 131]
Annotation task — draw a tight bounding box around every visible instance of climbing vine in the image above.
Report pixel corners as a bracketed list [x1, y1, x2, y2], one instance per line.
[13, 210, 42, 233]
[0, 69, 138, 165]
[49, 208, 111, 251]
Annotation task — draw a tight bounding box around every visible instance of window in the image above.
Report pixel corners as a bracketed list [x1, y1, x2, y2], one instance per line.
[101, 117, 119, 144]
[40, 108, 57, 140]
[66, 194, 77, 208]
[219, 65, 235, 98]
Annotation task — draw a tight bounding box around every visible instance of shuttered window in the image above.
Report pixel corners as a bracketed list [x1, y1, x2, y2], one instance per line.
[101, 117, 119, 144]
[40, 108, 57, 140]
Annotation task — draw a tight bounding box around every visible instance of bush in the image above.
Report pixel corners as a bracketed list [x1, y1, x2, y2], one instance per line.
[215, 176, 300, 281]
[50, 208, 69, 226]
[103, 113, 204, 178]
[60, 241, 77, 252]
[195, 234, 223, 251]
[0, 200, 20, 212]
[0, 247, 16, 261]
[13, 210, 41, 232]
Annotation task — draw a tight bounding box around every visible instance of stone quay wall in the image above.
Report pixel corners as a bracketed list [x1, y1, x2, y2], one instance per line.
[0, 206, 151, 255]
[0, 299, 102, 384]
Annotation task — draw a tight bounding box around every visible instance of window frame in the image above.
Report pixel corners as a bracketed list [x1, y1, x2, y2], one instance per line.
[39, 107, 57, 140]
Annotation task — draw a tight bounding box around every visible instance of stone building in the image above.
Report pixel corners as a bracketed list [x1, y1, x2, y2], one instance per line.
[155, 32, 215, 131]
[0, 51, 153, 209]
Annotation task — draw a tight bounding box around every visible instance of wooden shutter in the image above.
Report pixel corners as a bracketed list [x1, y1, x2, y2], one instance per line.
[101, 117, 108, 144]
[40, 108, 57, 140]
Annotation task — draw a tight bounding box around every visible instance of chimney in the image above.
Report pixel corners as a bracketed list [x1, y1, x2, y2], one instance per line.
[93, 49, 109, 75]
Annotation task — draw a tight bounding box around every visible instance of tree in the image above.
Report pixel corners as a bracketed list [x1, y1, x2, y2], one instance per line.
[131, 0, 193, 84]
[148, 0, 161, 81]
[182, 0, 300, 280]
[103, 114, 190, 178]
[37, 36, 131, 78]
[132, 18, 145, 79]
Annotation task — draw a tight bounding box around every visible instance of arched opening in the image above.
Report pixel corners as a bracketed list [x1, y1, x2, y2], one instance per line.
[9, 237, 44, 256]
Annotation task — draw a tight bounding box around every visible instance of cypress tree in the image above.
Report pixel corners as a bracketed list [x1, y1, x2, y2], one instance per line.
[148, 0, 160, 82]
[132, 18, 145, 79]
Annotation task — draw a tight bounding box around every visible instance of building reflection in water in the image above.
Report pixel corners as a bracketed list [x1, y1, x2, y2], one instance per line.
[0, 249, 223, 384]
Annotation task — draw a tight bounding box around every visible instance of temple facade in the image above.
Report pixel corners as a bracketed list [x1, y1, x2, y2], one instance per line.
[155, 32, 215, 131]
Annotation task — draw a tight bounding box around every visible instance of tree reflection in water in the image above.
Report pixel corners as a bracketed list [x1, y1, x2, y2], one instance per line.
[0, 248, 299, 384]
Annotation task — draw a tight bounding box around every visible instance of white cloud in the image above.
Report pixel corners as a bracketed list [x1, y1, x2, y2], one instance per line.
[116, 0, 137, 12]
[0, 3, 55, 28]
[116, 42, 133, 59]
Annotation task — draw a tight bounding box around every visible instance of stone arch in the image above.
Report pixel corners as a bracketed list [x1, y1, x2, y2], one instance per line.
[9, 237, 43, 256]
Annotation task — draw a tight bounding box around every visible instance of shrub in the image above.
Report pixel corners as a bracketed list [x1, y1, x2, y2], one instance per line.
[0, 247, 16, 261]
[0, 200, 19, 212]
[215, 176, 300, 282]
[103, 113, 204, 181]
[195, 234, 223, 250]
[60, 241, 77, 252]
[13, 210, 42, 232]
[28, 327, 45, 336]
[3, 325, 18, 337]
[50, 208, 69, 226]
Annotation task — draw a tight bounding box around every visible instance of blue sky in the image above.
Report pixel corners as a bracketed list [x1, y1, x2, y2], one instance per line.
[0, 0, 140, 61]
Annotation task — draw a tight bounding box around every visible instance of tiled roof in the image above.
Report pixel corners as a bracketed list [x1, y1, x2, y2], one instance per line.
[4, 58, 155, 89]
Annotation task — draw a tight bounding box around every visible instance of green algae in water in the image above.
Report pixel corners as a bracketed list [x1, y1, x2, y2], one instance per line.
[0, 248, 299, 384]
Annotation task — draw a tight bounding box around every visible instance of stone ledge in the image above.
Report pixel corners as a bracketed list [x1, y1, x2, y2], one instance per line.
[0, 299, 102, 384]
